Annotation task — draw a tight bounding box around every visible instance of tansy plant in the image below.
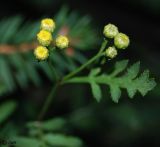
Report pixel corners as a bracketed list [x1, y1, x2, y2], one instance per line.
[35, 18, 69, 61]
[34, 19, 156, 120]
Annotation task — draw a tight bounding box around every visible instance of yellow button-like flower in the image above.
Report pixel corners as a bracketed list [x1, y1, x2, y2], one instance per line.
[114, 33, 130, 49]
[34, 46, 49, 61]
[103, 24, 119, 39]
[55, 35, 69, 49]
[105, 46, 118, 59]
[41, 18, 56, 32]
[37, 30, 52, 46]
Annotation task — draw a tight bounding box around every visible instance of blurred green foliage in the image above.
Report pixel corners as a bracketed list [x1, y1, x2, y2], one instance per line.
[0, 1, 159, 147]
[0, 6, 98, 96]
[0, 100, 17, 124]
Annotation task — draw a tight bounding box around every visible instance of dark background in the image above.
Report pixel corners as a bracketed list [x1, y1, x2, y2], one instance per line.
[0, 0, 160, 147]
[1, 0, 160, 48]
[1, 0, 160, 72]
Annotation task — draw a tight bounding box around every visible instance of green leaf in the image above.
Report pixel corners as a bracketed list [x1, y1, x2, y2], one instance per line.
[38, 61, 54, 81]
[0, 82, 7, 95]
[43, 133, 83, 147]
[55, 6, 69, 27]
[90, 80, 102, 102]
[111, 60, 128, 77]
[27, 118, 66, 131]
[134, 70, 156, 96]
[110, 85, 121, 103]
[8, 53, 28, 88]
[126, 86, 137, 98]
[125, 61, 140, 79]
[42, 118, 66, 131]
[24, 61, 41, 86]
[0, 101, 17, 124]
[0, 16, 22, 43]
[89, 68, 102, 102]
[89, 68, 101, 76]
[67, 60, 156, 103]
[14, 137, 42, 147]
[0, 57, 15, 91]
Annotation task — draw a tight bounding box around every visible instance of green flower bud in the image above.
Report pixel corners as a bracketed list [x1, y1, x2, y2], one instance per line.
[114, 33, 130, 49]
[105, 46, 118, 59]
[103, 24, 119, 38]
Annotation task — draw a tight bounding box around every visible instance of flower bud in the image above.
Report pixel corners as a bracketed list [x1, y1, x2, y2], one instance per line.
[37, 30, 53, 46]
[114, 33, 130, 49]
[34, 46, 49, 61]
[105, 46, 117, 59]
[41, 18, 56, 32]
[55, 35, 69, 49]
[103, 24, 119, 38]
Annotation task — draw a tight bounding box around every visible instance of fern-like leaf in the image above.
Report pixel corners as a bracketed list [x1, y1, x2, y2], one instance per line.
[67, 60, 156, 102]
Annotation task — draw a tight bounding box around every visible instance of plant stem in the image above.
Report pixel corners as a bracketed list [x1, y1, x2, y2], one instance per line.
[62, 54, 102, 82]
[38, 83, 59, 120]
[48, 59, 59, 81]
[62, 40, 107, 83]
[38, 40, 107, 120]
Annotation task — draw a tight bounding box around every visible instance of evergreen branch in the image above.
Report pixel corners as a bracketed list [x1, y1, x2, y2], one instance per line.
[0, 6, 97, 96]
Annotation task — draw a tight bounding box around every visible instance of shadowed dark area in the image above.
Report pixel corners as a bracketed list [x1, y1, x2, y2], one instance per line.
[0, 0, 160, 147]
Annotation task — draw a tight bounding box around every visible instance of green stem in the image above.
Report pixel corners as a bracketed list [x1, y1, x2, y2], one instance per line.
[38, 83, 59, 120]
[64, 77, 90, 84]
[38, 40, 108, 120]
[62, 53, 102, 82]
[48, 59, 59, 81]
[62, 40, 107, 83]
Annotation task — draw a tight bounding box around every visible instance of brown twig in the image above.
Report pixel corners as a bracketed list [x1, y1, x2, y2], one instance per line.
[0, 42, 38, 54]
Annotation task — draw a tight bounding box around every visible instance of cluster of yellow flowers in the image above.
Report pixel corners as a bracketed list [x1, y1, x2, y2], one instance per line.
[103, 23, 130, 59]
[34, 18, 69, 61]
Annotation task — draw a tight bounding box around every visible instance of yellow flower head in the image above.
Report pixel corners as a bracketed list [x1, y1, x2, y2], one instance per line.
[103, 24, 119, 39]
[37, 30, 53, 46]
[55, 35, 69, 49]
[34, 46, 49, 61]
[114, 33, 130, 49]
[41, 18, 56, 32]
[105, 46, 118, 59]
